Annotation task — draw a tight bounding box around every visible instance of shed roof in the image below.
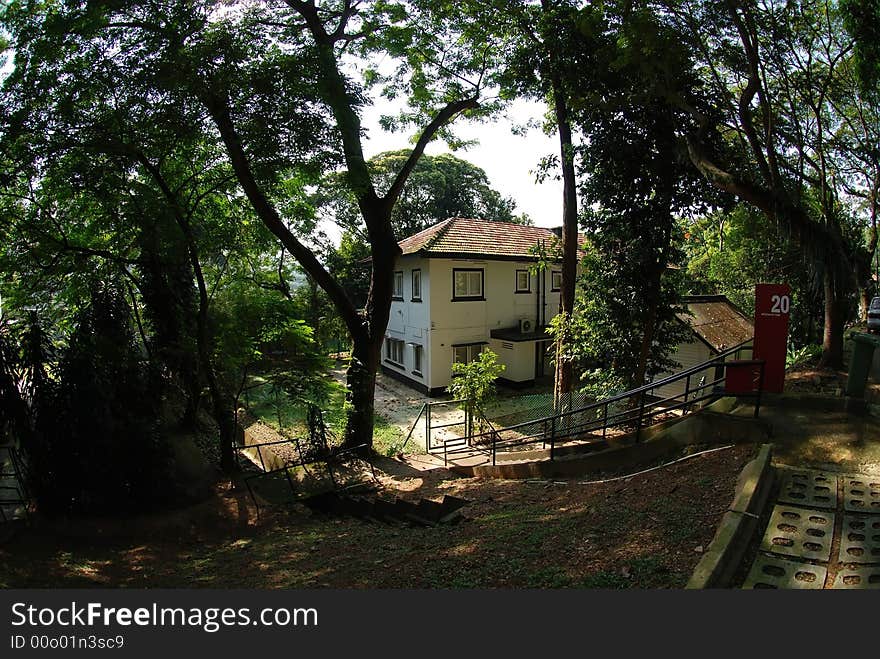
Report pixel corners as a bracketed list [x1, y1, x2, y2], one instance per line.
[678, 295, 754, 352]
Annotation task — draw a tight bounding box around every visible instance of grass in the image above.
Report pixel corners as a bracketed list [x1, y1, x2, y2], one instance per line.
[243, 372, 404, 457]
[0, 444, 755, 589]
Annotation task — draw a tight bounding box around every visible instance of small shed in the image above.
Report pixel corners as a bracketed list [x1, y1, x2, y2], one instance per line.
[654, 295, 754, 401]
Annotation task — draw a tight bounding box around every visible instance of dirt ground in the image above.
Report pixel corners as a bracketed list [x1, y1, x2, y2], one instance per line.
[339, 367, 559, 451]
[763, 365, 880, 473]
[0, 444, 756, 589]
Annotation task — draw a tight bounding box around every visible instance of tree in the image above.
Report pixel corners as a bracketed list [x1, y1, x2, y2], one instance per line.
[447, 349, 505, 436]
[322, 149, 522, 240]
[667, 0, 871, 367]
[1, 0, 502, 452]
[568, 5, 721, 390]
[323, 150, 523, 308]
[463, 0, 588, 412]
[1, 0, 330, 471]
[684, 205, 825, 348]
[28, 284, 174, 514]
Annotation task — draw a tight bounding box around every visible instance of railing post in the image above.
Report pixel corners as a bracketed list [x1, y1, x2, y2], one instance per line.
[492, 431, 497, 466]
[684, 374, 690, 407]
[602, 402, 609, 440]
[635, 390, 646, 442]
[401, 403, 426, 454]
[426, 403, 432, 452]
[550, 414, 556, 461]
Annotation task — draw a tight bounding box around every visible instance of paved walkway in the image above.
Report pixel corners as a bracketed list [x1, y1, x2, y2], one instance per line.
[743, 466, 880, 588]
[331, 367, 555, 454]
[740, 402, 880, 589]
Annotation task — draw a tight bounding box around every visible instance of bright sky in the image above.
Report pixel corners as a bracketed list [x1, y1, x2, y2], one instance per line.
[359, 96, 565, 233]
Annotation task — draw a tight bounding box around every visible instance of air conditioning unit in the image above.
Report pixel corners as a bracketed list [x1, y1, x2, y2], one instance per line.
[519, 318, 534, 334]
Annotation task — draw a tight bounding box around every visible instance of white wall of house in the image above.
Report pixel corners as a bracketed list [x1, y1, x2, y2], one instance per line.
[653, 337, 716, 402]
[427, 258, 560, 391]
[382, 255, 563, 393]
[384, 256, 431, 388]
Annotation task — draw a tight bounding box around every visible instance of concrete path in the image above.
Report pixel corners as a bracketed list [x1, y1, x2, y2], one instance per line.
[331, 367, 554, 455]
[743, 466, 880, 588]
[330, 367, 467, 451]
[739, 399, 880, 589]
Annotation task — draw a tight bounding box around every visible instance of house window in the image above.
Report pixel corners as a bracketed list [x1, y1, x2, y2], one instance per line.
[453, 343, 485, 365]
[385, 338, 404, 366]
[515, 269, 530, 293]
[453, 268, 483, 300]
[551, 270, 562, 292]
[412, 344, 423, 375]
[392, 271, 404, 300]
[411, 269, 422, 301]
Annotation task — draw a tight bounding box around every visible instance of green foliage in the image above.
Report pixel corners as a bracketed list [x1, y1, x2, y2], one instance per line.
[684, 205, 825, 348]
[325, 232, 372, 310]
[786, 344, 823, 369]
[577, 368, 628, 403]
[841, 0, 880, 96]
[211, 278, 330, 406]
[27, 285, 173, 514]
[447, 350, 506, 410]
[320, 150, 523, 240]
[245, 375, 403, 457]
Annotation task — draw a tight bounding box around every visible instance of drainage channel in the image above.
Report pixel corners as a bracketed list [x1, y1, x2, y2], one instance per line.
[743, 467, 880, 589]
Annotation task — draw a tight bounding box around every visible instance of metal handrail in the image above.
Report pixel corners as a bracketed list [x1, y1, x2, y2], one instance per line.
[490, 342, 753, 438]
[461, 342, 763, 465]
[400, 403, 427, 452]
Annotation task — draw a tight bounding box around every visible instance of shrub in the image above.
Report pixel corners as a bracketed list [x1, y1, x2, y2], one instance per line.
[448, 349, 506, 413]
[27, 285, 173, 514]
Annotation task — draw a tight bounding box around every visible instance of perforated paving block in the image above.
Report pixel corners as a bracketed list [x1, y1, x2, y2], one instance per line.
[743, 555, 827, 589]
[840, 474, 880, 514]
[776, 468, 837, 510]
[832, 566, 880, 589]
[838, 514, 880, 564]
[760, 505, 835, 562]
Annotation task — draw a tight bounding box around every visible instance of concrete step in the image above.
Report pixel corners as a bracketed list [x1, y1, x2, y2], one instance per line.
[302, 492, 469, 527]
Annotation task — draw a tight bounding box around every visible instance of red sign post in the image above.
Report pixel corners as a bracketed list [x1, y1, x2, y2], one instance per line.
[753, 283, 792, 393]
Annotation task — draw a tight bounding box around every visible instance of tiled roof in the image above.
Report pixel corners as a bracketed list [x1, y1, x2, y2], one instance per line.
[398, 218, 573, 259]
[678, 295, 754, 352]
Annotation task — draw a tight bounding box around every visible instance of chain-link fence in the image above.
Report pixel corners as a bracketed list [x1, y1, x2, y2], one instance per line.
[482, 389, 596, 430]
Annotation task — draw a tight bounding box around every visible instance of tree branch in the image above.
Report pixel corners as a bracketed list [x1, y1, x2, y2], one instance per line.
[201, 90, 364, 338]
[382, 95, 480, 211]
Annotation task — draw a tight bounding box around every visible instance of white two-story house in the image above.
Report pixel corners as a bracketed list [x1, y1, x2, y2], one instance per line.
[381, 217, 569, 395]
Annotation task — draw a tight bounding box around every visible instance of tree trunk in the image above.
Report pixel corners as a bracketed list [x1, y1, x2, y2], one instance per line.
[340, 205, 398, 450]
[550, 78, 579, 414]
[820, 267, 845, 369]
[342, 333, 381, 452]
[633, 290, 661, 391]
[859, 287, 871, 324]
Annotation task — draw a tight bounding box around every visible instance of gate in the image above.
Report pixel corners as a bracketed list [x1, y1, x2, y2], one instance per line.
[400, 399, 496, 465]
